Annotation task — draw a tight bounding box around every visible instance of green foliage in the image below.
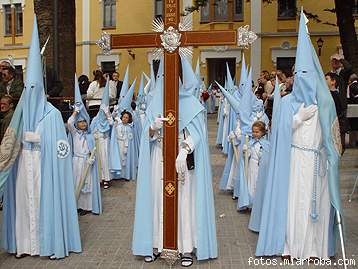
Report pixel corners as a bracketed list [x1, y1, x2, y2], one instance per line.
[184, 0, 208, 14]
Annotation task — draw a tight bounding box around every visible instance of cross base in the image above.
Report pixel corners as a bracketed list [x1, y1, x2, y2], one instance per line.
[160, 249, 180, 266]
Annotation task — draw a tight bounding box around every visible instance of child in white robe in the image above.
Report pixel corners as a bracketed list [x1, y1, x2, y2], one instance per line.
[112, 110, 137, 180]
[243, 121, 267, 206]
[68, 109, 102, 215]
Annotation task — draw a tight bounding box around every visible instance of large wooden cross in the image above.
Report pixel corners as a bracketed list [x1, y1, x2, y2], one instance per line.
[109, 0, 237, 261]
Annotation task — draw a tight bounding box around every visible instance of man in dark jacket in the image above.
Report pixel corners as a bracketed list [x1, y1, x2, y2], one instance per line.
[330, 54, 353, 109]
[0, 95, 14, 141]
[111, 71, 123, 99]
[326, 72, 345, 152]
[348, 73, 358, 104]
[0, 61, 23, 99]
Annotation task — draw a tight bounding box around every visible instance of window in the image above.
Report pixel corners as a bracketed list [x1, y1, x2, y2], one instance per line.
[233, 0, 243, 21]
[278, 0, 296, 19]
[214, 0, 228, 21]
[200, 0, 243, 23]
[200, 1, 210, 22]
[15, 65, 23, 81]
[103, 0, 116, 28]
[277, 57, 295, 75]
[154, 0, 163, 19]
[3, 4, 23, 36]
[353, 0, 358, 16]
[101, 61, 115, 75]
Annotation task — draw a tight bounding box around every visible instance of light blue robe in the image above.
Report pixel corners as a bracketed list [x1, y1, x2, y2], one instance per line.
[256, 10, 342, 256]
[2, 103, 82, 258]
[248, 78, 281, 232]
[110, 122, 137, 180]
[2, 17, 81, 258]
[132, 70, 217, 260]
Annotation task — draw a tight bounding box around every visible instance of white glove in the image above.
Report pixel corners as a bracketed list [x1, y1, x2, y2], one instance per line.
[228, 131, 236, 141]
[175, 148, 188, 174]
[256, 111, 264, 119]
[74, 102, 81, 113]
[296, 103, 317, 122]
[235, 122, 242, 139]
[87, 156, 95, 165]
[151, 117, 164, 131]
[113, 105, 119, 112]
[242, 144, 248, 152]
[100, 104, 109, 114]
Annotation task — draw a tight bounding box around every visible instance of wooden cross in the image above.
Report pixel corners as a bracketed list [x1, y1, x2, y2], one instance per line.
[109, 0, 237, 261]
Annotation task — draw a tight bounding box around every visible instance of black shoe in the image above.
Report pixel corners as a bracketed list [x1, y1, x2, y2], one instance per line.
[181, 255, 193, 267]
[144, 252, 161, 263]
[79, 210, 90, 216]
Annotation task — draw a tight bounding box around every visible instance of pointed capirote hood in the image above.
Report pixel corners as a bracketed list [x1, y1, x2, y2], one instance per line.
[226, 62, 235, 92]
[291, 8, 317, 109]
[238, 54, 247, 91]
[216, 81, 240, 114]
[74, 74, 90, 125]
[119, 78, 137, 112]
[119, 65, 129, 99]
[23, 15, 46, 132]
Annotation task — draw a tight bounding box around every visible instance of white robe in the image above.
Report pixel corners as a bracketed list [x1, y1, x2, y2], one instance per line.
[15, 140, 41, 255]
[96, 132, 110, 182]
[151, 130, 197, 254]
[247, 141, 262, 200]
[221, 99, 230, 146]
[115, 122, 130, 173]
[283, 110, 330, 259]
[71, 132, 93, 211]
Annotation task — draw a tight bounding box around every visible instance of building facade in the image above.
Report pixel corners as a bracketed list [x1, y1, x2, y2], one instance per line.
[0, 0, 357, 90]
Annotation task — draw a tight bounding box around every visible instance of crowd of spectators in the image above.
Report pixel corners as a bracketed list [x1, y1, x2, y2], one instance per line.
[251, 53, 357, 149]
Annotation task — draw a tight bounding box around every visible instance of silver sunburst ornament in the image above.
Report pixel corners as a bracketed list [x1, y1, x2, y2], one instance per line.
[96, 32, 111, 55]
[151, 16, 193, 60]
[237, 25, 257, 49]
[161, 26, 181, 53]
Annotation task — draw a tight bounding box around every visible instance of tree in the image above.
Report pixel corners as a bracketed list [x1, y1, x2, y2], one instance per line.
[335, 0, 358, 73]
[187, 0, 358, 73]
[33, 0, 75, 96]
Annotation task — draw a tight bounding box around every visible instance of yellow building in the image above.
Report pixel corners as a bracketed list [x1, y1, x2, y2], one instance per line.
[1, 0, 357, 88]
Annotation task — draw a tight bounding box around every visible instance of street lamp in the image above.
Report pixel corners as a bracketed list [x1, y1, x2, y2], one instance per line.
[316, 37, 324, 57]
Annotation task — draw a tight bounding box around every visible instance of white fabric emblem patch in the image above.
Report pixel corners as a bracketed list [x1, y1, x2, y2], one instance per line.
[57, 140, 70, 159]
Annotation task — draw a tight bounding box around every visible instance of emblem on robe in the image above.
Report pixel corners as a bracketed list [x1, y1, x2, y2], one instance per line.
[57, 140, 70, 159]
[127, 133, 133, 140]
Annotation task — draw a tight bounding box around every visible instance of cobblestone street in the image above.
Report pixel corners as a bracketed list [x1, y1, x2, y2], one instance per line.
[0, 114, 357, 269]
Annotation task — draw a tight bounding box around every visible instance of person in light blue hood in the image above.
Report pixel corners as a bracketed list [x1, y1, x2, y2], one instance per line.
[206, 84, 216, 114]
[90, 78, 114, 189]
[1, 16, 81, 259]
[248, 76, 280, 232]
[110, 79, 138, 180]
[68, 75, 102, 215]
[132, 56, 217, 267]
[256, 9, 342, 260]
[218, 63, 243, 194]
